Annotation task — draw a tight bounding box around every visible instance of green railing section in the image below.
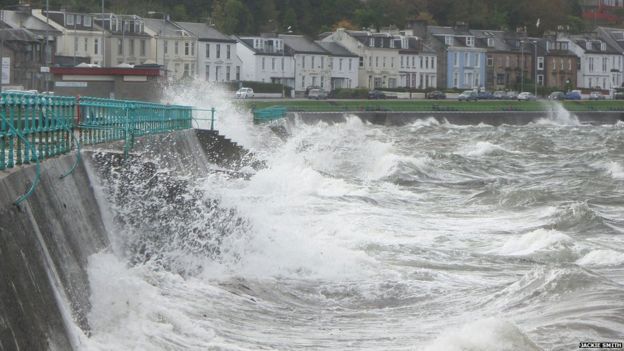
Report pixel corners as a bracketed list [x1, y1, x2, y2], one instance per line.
[0, 92, 195, 205]
[253, 105, 288, 123]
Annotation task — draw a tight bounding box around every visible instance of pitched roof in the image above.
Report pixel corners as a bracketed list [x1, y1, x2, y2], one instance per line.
[144, 18, 190, 37]
[1, 10, 61, 36]
[175, 22, 234, 42]
[279, 34, 327, 54]
[316, 41, 357, 57]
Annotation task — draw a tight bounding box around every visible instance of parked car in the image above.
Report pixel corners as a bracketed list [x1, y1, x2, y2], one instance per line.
[458, 90, 478, 101]
[564, 91, 581, 100]
[368, 90, 387, 99]
[505, 91, 519, 99]
[589, 91, 606, 100]
[615, 88, 624, 100]
[307, 88, 328, 100]
[517, 92, 536, 101]
[548, 91, 565, 100]
[493, 91, 506, 99]
[426, 90, 447, 99]
[477, 91, 494, 100]
[235, 87, 254, 99]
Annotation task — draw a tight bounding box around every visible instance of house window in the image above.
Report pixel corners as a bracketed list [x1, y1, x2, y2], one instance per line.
[94, 38, 99, 55]
[164, 41, 168, 55]
[184, 63, 190, 77]
[76, 15, 82, 25]
[391, 57, 394, 68]
[464, 53, 469, 66]
[216, 44, 221, 58]
[118, 39, 123, 55]
[206, 44, 210, 58]
[432, 57, 435, 69]
[537, 56, 544, 70]
[191, 42, 195, 56]
[339, 58, 343, 70]
[368, 56, 372, 67]
[227, 45, 231, 59]
[205, 65, 210, 81]
[226, 66, 230, 81]
[376, 56, 379, 67]
[74, 36, 78, 51]
[349, 58, 352, 70]
[568, 58, 572, 71]
[262, 57, 265, 70]
[130, 39, 135, 56]
[281, 57, 284, 70]
[445, 36, 453, 45]
[383, 57, 386, 67]
[496, 74, 505, 85]
[506, 56, 510, 67]
[236, 66, 240, 81]
[453, 72, 459, 87]
[359, 57, 364, 67]
[67, 14, 74, 26]
[215, 66, 221, 81]
[454, 52, 459, 67]
[487, 57, 493, 67]
[426, 56, 429, 69]
[185, 42, 190, 56]
[140, 40, 146, 56]
[466, 36, 474, 47]
[602, 57, 608, 72]
[369, 37, 374, 47]
[272, 58, 276, 70]
[589, 57, 594, 72]
[84, 37, 88, 52]
[487, 38, 494, 47]
[174, 41, 179, 55]
[401, 56, 404, 68]
[84, 16, 92, 27]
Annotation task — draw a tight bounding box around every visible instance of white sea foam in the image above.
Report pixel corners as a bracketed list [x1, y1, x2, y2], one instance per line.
[595, 161, 624, 179]
[422, 318, 541, 351]
[577, 250, 624, 267]
[459, 141, 511, 157]
[497, 229, 573, 256]
[536, 102, 581, 126]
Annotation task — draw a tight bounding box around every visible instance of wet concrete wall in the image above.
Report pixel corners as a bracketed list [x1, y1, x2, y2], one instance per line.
[0, 128, 254, 351]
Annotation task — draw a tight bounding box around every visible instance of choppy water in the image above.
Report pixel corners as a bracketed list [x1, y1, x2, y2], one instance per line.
[81, 85, 624, 350]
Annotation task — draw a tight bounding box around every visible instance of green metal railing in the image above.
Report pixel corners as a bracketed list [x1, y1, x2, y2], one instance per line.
[253, 105, 288, 123]
[0, 92, 196, 205]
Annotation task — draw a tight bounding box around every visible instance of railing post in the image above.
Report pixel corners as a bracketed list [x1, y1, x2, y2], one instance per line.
[210, 107, 215, 131]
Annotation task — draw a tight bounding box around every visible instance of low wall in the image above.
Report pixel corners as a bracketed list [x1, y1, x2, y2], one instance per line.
[288, 111, 624, 126]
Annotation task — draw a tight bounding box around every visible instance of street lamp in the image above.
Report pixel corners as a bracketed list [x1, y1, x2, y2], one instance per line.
[282, 25, 292, 98]
[531, 40, 538, 97]
[520, 40, 524, 93]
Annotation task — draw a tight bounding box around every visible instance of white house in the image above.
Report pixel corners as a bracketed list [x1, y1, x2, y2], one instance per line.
[93, 13, 153, 67]
[280, 34, 331, 93]
[322, 28, 404, 89]
[144, 18, 197, 80]
[397, 32, 437, 89]
[563, 34, 621, 90]
[316, 41, 359, 89]
[33, 9, 106, 66]
[176, 22, 240, 83]
[236, 35, 293, 87]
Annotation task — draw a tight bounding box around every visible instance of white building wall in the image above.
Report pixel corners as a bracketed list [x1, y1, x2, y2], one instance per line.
[329, 56, 359, 89]
[399, 53, 437, 89]
[294, 53, 331, 92]
[196, 41, 239, 82]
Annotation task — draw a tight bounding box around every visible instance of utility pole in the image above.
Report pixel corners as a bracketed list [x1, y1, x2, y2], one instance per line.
[533, 41, 538, 97]
[520, 40, 524, 92]
[101, 0, 105, 67]
[45, 0, 50, 91]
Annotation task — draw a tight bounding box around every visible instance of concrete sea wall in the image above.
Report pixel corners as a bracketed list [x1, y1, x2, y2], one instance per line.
[0, 129, 250, 351]
[289, 111, 624, 126]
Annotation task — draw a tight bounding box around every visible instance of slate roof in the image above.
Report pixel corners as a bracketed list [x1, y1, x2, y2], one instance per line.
[144, 18, 190, 37]
[279, 34, 327, 54]
[0, 10, 60, 36]
[176, 22, 235, 42]
[570, 33, 620, 54]
[316, 41, 358, 57]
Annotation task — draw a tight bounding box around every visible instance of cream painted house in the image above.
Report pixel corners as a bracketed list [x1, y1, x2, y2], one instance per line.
[144, 18, 197, 80]
[32, 9, 106, 66]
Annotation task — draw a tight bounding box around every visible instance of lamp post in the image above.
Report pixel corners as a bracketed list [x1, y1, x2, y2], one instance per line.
[532, 40, 538, 97]
[282, 26, 292, 98]
[520, 40, 524, 93]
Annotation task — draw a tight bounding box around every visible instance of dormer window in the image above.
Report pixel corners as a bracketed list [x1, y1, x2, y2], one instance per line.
[369, 37, 374, 47]
[586, 41, 592, 51]
[601, 42, 607, 51]
[76, 15, 82, 25]
[487, 38, 494, 47]
[66, 14, 74, 26]
[466, 36, 474, 47]
[84, 16, 92, 27]
[445, 35, 453, 45]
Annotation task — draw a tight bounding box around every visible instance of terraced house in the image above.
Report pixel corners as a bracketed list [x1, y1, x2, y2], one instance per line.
[144, 18, 198, 81]
[409, 22, 487, 90]
[321, 28, 401, 89]
[33, 9, 106, 66]
[561, 33, 621, 90]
